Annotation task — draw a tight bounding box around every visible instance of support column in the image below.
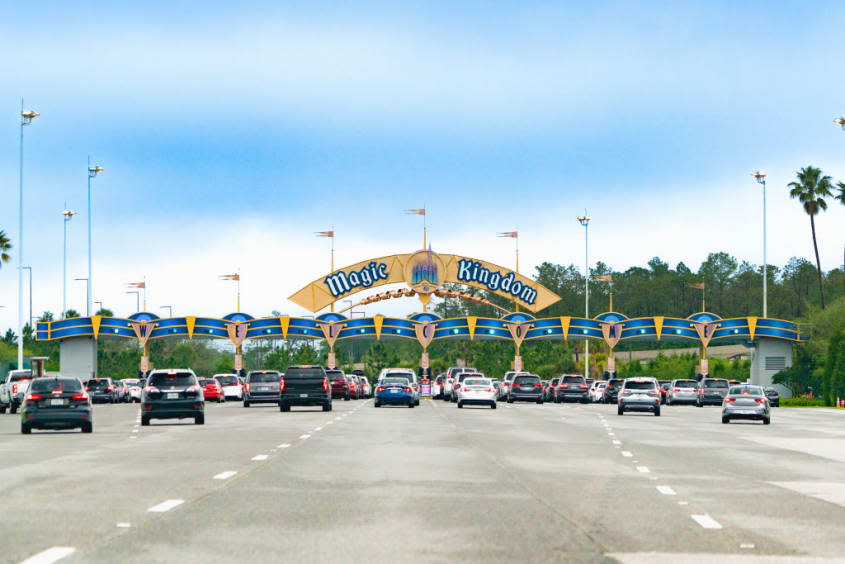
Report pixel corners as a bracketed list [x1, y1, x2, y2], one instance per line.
[505, 322, 533, 373]
[600, 322, 622, 380]
[318, 321, 346, 370]
[130, 322, 157, 376]
[691, 322, 718, 380]
[226, 322, 249, 375]
[751, 337, 793, 396]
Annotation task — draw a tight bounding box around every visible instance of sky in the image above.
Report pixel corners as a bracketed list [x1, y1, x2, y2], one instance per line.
[1, 1, 844, 329]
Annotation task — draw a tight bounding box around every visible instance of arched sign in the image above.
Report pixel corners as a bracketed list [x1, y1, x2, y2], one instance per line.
[288, 248, 562, 313]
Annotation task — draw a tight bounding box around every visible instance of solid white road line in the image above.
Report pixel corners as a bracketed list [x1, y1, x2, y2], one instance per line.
[278, 443, 290, 449]
[213, 471, 237, 480]
[656, 486, 676, 495]
[251, 455, 268, 461]
[20, 547, 76, 564]
[116, 522, 131, 528]
[300, 434, 310, 440]
[621, 451, 633, 457]
[691, 514, 722, 529]
[148, 499, 184, 513]
[636, 466, 650, 473]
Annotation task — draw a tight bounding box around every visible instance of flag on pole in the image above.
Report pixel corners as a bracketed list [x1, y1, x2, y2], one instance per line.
[404, 208, 426, 215]
[126, 281, 146, 289]
[596, 274, 612, 282]
[219, 274, 240, 281]
[315, 231, 334, 238]
[688, 282, 705, 290]
[497, 231, 518, 238]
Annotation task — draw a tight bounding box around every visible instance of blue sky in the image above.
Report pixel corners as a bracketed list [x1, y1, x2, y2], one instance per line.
[1, 1, 844, 325]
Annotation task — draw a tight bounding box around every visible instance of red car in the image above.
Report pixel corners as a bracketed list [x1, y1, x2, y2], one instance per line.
[328, 370, 351, 400]
[199, 378, 225, 403]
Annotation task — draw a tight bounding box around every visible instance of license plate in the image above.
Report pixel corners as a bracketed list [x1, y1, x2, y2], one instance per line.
[390, 389, 398, 393]
[299, 393, 308, 398]
[736, 410, 756, 414]
[167, 393, 178, 399]
[259, 387, 269, 392]
[50, 398, 64, 406]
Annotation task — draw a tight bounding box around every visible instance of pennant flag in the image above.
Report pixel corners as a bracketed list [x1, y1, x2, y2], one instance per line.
[404, 208, 426, 215]
[596, 274, 612, 282]
[315, 231, 334, 238]
[688, 282, 705, 290]
[497, 231, 518, 238]
[219, 274, 240, 281]
[126, 281, 146, 289]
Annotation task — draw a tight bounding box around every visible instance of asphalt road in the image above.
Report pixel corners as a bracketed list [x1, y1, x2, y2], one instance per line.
[2, 398, 845, 563]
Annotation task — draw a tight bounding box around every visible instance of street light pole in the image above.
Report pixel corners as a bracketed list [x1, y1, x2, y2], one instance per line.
[577, 212, 591, 380]
[87, 159, 103, 320]
[62, 206, 76, 318]
[160, 305, 172, 317]
[752, 172, 767, 318]
[74, 278, 88, 314]
[23, 266, 32, 331]
[126, 291, 139, 313]
[18, 101, 39, 369]
[94, 301, 103, 314]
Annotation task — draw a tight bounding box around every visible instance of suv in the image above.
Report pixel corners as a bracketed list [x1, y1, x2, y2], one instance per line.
[21, 377, 93, 434]
[507, 373, 543, 403]
[445, 367, 476, 401]
[279, 366, 332, 412]
[618, 378, 661, 416]
[603, 379, 624, 404]
[86, 378, 118, 403]
[697, 378, 730, 407]
[0, 369, 35, 414]
[214, 374, 243, 400]
[328, 370, 351, 400]
[556, 375, 590, 403]
[244, 370, 282, 407]
[142, 369, 204, 425]
[666, 379, 698, 405]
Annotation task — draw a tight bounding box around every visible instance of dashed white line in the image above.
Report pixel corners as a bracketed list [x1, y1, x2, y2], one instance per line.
[691, 514, 722, 529]
[314, 427, 323, 432]
[326, 421, 333, 425]
[740, 543, 755, 549]
[612, 440, 621, 445]
[131, 429, 139, 433]
[20, 547, 76, 564]
[621, 451, 632, 457]
[656, 486, 676, 495]
[116, 522, 131, 528]
[636, 466, 650, 473]
[148, 499, 184, 513]
[607, 432, 615, 436]
[251, 454, 268, 461]
[213, 471, 237, 480]
[678, 501, 689, 506]
[300, 434, 311, 440]
[278, 443, 290, 449]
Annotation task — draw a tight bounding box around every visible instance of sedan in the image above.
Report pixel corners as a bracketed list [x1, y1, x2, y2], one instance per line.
[763, 387, 780, 407]
[199, 378, 225, 403]
[21, 377, 92, 434]
[456, 377, 497, 409]
[374, 377, 414, 408]
[722, 385, 770, 424]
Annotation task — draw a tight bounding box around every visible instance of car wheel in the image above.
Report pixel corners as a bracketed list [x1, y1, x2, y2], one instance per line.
[491, 402, 497, 409]
[195, 414, 204, 425]
[722, 416, 730, 424]
[374, 401, 380, 408]
[21, 423, 31, 434]
[280, 403, 291, 412]
[507, 397, 514, 403]
[763, 417, 771, 425]
[243, 401, 250, 408]
[0, 405, 6, 413]
[617, 406, 624, 416]
[141, 416, 150, 426]
[696, 401, 702, 408]
[537, 399, 543, 404]
[415, 400, 420, 406]
[82, 422, 93, 433]
[10, 404, 17, 414]
[457, 401, 463, 408]
[666, 399, 672, 406]
[344, 395, 350, 401]
[654, 408, 661, 417]
[409, 402, 415, 408]
[323, 402, 332, 412]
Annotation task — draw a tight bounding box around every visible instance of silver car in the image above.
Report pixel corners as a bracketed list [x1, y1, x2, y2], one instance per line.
[456, 377, 497, 409]
[666, 379, 699, 405]
[617, 377, 661, 416]
[722, 385, 771, 424]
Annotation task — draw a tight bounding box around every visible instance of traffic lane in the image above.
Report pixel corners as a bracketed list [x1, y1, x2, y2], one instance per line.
[598, 403, 845, 558]
[72, 399, 613, 563]
[9, 399, 363, 563]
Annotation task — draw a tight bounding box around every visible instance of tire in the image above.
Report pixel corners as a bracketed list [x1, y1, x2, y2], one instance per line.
[537, 399, 543, 404]
[323, 402, 332, 412]
[374, 402, 380, 408]
[507, 397, 514, 404]
[243, 401, 250, 408]
[490, 402, 497, 409]
[415, 399, 420, 406]
[722, 416, 730, 424]
[10, 403, 17, 414]
[82, 422, 93, 433]
[617, 406, 624, 416]
[344, 395, 350, 401]
[141, 416, 150, 426]
[696, 401, 702, 408]
[280, 403, 290, 412]
[409, 402, 415, 408]
[763, 417, 771, 425]
[666, 399, 672, 406]
[21, 423, 31, 434]
[0, 405, 6, 413]
[654, 408, 661, 417]
[195, 414, 204, 425]
[457, 401, 463, 408]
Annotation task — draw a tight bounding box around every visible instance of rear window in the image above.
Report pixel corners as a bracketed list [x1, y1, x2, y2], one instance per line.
[215, 376, 239, 385]
[31, 378, 82, 392]
[149, 373, 196, 389]
[198, 379, 215, 386]
[8, 372, 33, 382]
[730, 386, 762, 396]
[385, 372, 414, 380]
[284, 367, 326, 379]
[624, 380, 656, 390]
[607, 379, 623, 389]
[464, 379, 489, 386]
[382, 377, 409, 386]
[675, 380, 697, 388]
[563, 376, 585, 384]
[87, 379, 109, 389]
[704, 380, 729, 389]
[248, 372, 281, 383]
[514, 375, 540, 384]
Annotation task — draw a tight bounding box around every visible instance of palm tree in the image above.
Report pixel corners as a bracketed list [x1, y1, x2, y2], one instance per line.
[788, 166, 833, 309]
[0, 230, 11, 268]
[836, 182, 845, 293]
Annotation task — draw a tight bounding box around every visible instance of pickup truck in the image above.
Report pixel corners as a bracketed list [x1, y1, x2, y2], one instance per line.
[0, 370, 35, 414]
[279, 365, 331, 412]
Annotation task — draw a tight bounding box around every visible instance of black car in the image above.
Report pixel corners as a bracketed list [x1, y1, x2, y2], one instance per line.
[141, 370, 204, 425]
[21, 377, 92, 434]
[279, 365, 332, 412]
[603, 379, 624, 404]
[764, 387, 780, 407]
[697, 378, 730, 407]
[556, 375, 590, 403]
[546, 377, 560, 402]
[86, 378, 118, 403]
[507, 374, 543, 403]
[243, 370, 282, 407]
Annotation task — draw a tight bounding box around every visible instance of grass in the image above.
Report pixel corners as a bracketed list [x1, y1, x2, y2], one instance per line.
[780, 397, 829, 408]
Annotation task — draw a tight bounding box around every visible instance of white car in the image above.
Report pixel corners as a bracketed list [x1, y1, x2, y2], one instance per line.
[456, 376, 497, 409]
[0, 370, 35, 414]
[213, 374, 243, 400]
[589, 381, 607, 403]
[124, 378, 144, 403]
[379, 368, 419, 406]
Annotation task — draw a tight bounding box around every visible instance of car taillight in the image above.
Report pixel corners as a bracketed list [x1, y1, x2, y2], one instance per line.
[322, 377, 328, 391]
[12, 384, 18, 394]
[533, 383, 541, 388]
[725, 397, 735, 402]
[279, 379, 286, 391]
[25, 393, 42, 401]
[561, 384, 569, 389]
[488, 388, 494, 392]
[673, 388, 681, 392]
[647, 390, 658, 396]
[579, 385, 588, 390]
[755, 398, 766, 403]
[376, 386, 385, 392]
[105, 386, 113, 391]
[403, 386, 412, 392]
[698, 389, 704, 394]
[622, 390, 631, 395]
[72, 392, 89, 401]
[146, 386, 160, 394]
[246, 383, 251, 392]
[187, 385, 201, 394]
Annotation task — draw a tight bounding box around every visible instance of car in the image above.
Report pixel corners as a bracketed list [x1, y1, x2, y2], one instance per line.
[499, 370, 517, 400]
[213, 374, 243, 400]
[697, 378, 730, 407]
[21, 377, 92, 434]
[589, 381, 607, 403]
[380, 369, 420, 405]
[328, 370, 352, 400]
[490, 378, 502, 398]
[141, 369, 204, 425]
[279, 365, 331, 412]
[450, 372, 481, 403]
[432, 374, 446, 399]
[0, 369, 35, 414]
[507, 373, 543, 403]
[86, 378, 118, 404]
[602, 379, 624, 404]
[666, 379, 698, 405]
[445, 367, 476, 401]
[544, 378, 560, 402]
[357, 376, 372, 398]
[555, 375, 590, 403]
[617, 377, 661, 416]
[658, 381, 671, 404]
[722, 385, 770, 424]
[373, 376, 415, 408]
[456, 376, 497, 409]
[763, 387, 780, 407]
[348, 375, 361, 399]
[115, 380, 129, 403]
[124, 378, 144, 403]
[243, 370, 282, 406]
[198, 378, 225, 403]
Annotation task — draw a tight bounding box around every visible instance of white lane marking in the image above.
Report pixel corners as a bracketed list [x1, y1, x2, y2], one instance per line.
[656, 486, 676, 495]
[636, 466, 650, 473]
[740, 543, 755, 549]
[278, 443, 290, 449]
[621, 451, 632, 457]
[251, 454, 268, 461]
[612, 440, 621, 445]
[116, 522, 131, 528]
[213, 471, 237, 480]
[678, 501, 689, 505]
[132, 429, 139, 433]
[326, 421, 333, 425]
[20, 547, 76, 564]
[691, 514, 722, 529]
[130, 436, 137, 440]
[314, 427, 323, 432]
[608, 432, 615, 436]
[148, 499, 184, 513]
[300, 434, 310, 440]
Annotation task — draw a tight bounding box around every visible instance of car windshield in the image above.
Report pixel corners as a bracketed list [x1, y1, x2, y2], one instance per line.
[705, 380, 729, 388]
[730, 386, 762, 396]
[216, 376, 239, 385]
[386, 372, 414, 381]
[30, 378, 82, 392]
[382, 378, 409, 386]
[149, 373, 195, 389]
[514, 376, 539, 385]
[249, 372, 281, 383]
[674, 380, 697, 388]
[625, 381, 656, 390]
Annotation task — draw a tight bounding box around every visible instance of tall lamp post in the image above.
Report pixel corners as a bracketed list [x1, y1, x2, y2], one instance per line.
[18, 101, 39, 369]
[752, 172, 767, 318]
[22, 266, 32, 332]
[126, 291, 140, 313]
[577, 212, 591, 380]
[62, 207, 76, 318]
[87, 159, 103, 321]
[74, 278, 89, 315]
[160, 305, 172, 317]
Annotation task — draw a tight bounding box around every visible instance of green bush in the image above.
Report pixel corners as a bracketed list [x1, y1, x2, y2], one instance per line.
[780, 397, 827, 407]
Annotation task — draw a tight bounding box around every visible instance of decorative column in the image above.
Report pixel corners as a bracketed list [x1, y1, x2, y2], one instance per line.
[414, 321, 436, 373]
[130, 321, 157, 374]
[226, 322, 249, 374]
[505, 322, 533, 372]
[691, 322, 719, 377]
[317, 321, 346, 369]
[600, 322, 622, 377]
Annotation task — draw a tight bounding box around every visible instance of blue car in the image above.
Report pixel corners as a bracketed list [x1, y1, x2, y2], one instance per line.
[374, 377, 415, 408]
